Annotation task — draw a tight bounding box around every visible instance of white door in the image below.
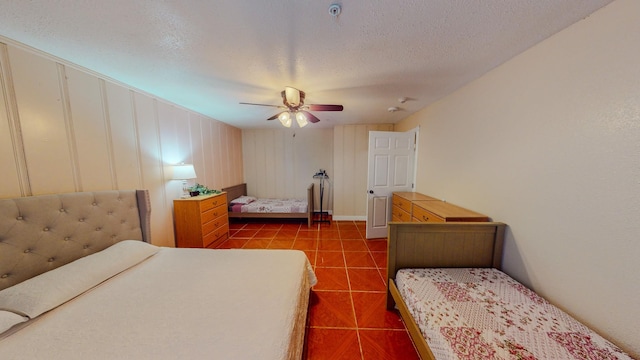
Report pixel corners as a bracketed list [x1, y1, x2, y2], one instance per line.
[366, 130, 416, 239]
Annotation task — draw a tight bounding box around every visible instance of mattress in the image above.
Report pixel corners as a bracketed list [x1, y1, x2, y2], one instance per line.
[230, 198, 308, 213]
[0, 247, 316, 360]
[396, 268, 632, 360]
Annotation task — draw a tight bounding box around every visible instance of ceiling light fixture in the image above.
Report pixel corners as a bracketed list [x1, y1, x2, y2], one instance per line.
[295, 112, 308, 127]
[278, 112, 292, 127]
[388, 106, 399, 113]
[277, 111, 308, 128]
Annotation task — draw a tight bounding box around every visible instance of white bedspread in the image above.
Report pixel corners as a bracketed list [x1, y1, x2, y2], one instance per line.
[0, 248, 316, 360]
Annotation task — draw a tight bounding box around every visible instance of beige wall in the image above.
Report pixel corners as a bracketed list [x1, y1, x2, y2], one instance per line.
[241, 124, 393, 218]
[0, 40, 243, 248]
[242, 128, 333, 211]
[396, 0, 639, 356]
[333, 124, 393, 220]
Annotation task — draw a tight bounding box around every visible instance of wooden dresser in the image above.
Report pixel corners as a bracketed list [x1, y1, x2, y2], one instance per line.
[392, 192, 489, 223]
[173, 192, 229, 248]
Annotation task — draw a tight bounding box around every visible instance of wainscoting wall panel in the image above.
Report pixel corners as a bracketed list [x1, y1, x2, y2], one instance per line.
[0, 45, 24, 198]
[7, 45, 76, 195]
[103, 81, 142, 190]
[242, 125, 393, 218]
[242, 128, 333, 211]
[333, 124, 394, 220]
[65, 66, 114, 191]
[0, 39, 243, 247]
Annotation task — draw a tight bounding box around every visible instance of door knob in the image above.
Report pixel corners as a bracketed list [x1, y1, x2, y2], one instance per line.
[368, 190, 374, 194]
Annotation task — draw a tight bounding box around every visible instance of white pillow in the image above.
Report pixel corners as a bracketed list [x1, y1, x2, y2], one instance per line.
[0, 310, 27, 334]
[0, 240, 159, 318]
[230, 195, 257, 204]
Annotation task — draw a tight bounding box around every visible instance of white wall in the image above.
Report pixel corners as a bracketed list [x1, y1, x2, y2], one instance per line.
[396, 0, 639, 356]
[0, 39, 243, 248]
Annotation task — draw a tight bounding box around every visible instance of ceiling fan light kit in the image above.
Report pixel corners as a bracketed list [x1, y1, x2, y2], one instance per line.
[295, 112, 308, 127]
[277, 111, 309, 128]
[240, 86, 343, 127]
[278, 112, 292, 127]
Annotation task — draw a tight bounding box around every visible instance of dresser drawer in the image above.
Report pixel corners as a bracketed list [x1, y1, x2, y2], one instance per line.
[391, 204, 412, 222]
[200, 193, 227, 212]
[392, 194, 413, 214]
[412, 204, 445, 223]
[202, 213, 228, 234]
[203, 223, 229, 248]
[201, 204, 227, 224]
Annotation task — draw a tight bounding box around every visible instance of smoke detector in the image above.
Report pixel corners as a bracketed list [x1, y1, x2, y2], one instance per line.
[328, 4, 341, 17]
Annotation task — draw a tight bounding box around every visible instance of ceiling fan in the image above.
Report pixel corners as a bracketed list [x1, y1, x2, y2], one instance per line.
[240, 87, 343, 127]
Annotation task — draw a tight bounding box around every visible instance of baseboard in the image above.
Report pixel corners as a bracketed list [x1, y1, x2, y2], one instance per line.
[332, 215, 366, 221]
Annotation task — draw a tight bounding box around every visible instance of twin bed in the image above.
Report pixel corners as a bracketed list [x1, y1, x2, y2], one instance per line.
[222, 183, 315, 227]
[0, 190, 316, 359]
[386, 222, 633, 360]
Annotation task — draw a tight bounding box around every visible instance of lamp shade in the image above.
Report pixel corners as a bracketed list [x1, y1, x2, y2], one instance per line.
[295, 112, 308, 127]
[171, 164, 197, 180]
[278, 112, 292, 128]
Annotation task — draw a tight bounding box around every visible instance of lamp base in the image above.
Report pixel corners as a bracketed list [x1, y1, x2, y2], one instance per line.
[180, 180, 190, 198]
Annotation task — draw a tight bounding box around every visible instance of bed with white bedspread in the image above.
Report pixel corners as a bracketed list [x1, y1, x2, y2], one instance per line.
[0, 190, 316, 359]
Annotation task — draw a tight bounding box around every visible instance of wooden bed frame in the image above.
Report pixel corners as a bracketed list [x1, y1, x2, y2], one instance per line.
[221, 183, 315, 227]
[385, 222, 506, 360]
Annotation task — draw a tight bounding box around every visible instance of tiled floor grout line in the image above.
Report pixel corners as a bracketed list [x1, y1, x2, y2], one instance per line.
[339, 235, 366, 360]
[339, 226, 356, 356]
[223, 220, 419, 359]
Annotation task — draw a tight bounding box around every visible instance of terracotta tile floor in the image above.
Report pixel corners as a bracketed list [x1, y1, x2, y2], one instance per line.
[216, 218, 420, 360]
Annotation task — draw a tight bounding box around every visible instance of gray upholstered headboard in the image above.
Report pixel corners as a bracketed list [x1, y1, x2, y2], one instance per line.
[0, 190, 151, 291]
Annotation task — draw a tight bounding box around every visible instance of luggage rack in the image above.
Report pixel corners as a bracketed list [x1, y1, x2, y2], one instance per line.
[313, 170, 330, 224]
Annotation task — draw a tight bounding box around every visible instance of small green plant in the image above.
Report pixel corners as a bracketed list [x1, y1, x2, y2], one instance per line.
[188, 183, 220, 195]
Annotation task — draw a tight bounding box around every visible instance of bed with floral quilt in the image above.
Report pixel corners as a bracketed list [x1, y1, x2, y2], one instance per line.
[386, 222, 633, 360]
[222, 183, 314, 227]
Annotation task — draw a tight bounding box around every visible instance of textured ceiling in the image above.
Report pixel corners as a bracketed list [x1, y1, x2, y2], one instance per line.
[0, 0, 613, 129]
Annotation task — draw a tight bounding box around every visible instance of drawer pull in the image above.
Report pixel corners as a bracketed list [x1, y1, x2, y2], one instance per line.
[422, 215, 429, 221]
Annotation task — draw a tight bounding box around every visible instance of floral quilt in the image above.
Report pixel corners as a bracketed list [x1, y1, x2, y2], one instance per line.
[396, 268, 632, 360]
[230, 198, 307, 213]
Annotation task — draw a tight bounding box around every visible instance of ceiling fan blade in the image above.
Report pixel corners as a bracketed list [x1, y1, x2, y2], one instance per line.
[300, 110, 321, 123]
[240, 102, 282, 108]
[307, 104, 343, 111]
[267, 112, 285, 121]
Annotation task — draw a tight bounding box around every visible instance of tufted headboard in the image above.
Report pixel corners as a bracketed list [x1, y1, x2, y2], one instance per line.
[0, 190, 151, 291]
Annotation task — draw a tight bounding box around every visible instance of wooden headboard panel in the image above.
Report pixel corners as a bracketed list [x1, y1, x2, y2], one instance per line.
[0, 190, 151, 291]
[387, 222, 506, 283]
[221, 183, 247, 207]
